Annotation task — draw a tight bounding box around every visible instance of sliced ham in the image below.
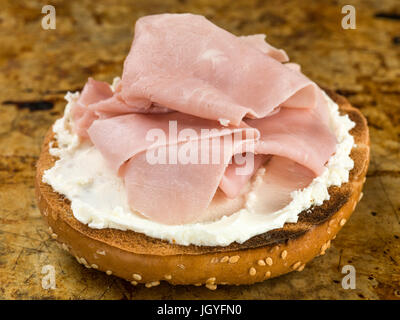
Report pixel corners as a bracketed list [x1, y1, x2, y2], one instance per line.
[248, 156, 315, 214]
[73, 14, 324, 130]
[88, 112, 258, 173]
[88, 113, 259, 224]
[239, 34, 289, 63]
[71, 78, 113, 138]
[247, 105, 336, 176]
[114, 14, 323, 125]
[70, 13, 337, 225]
[219, 154, 269, 199]
[87, 103, 335, 224]
[122, 141, 246, 224]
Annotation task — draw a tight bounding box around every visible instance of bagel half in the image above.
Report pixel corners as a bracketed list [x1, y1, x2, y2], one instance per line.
[35, 90, 369, 288]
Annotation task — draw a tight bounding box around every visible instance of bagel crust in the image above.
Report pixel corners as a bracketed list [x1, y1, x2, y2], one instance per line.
[35, 90, 369, 287]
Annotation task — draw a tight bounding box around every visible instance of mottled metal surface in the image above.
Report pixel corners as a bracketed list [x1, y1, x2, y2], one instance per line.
[0, 0, 399, 300]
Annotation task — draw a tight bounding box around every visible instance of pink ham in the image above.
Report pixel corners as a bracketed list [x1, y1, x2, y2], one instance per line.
[239, 34, 289, 62]
[88, 112, 258, 173]
[72, 14, 324, 128]
[116, 14, 324, 125]
[71, 79, 173, 140]
[219, 154, 269, 199]
[122, 141, 252, 224]
[220, 101, 336, 200]
[248, 156, 316, 215]
[71, 78, 113, 138]
[88, 113, 259, 224]
[247, 106, 336, 176]
[87, 103, 335, 224]
[71, 13, 337, 225]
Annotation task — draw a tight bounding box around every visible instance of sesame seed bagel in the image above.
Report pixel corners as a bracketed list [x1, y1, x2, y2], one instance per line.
[35, 90, 369, 287]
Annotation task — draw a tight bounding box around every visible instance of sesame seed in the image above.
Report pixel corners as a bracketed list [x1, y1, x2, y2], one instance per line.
[249, 267, 256, 276]
[332, 235, 337, 240]
[363, 177, 366, 183]
[229, 255, 240, 263]
[206, 277, 216, 284]
[91, 264, 98, 269]
[265, 271, 271, 278]
[194, 283, 202, 286]
[145, 282, 153, 288]
[96, 249, 106, 255]
[62, 243, 69, 252]
[48, 226, 53, 233]
[75, 256, 81, 264]
[164, 274, 172, 280]
[151, 281, 160, 287]
[270, 245, 279, 253]
[340, 218, 347, 226]
[51, 233, 58, 239]
[133, 273, 142, 281]
[281, 250, 287, 259]
[220, 256, 229, 263]
[210, 257, 219, 264]
[292, 261, 301, 270]
[80, 258, 88, 266]
[297, 264, 306, 272]
[258, 259, 266, 266]
[178, 264, 185, 269]
[206, 283, 217, 290]
[265, 257, 273, 266]
[131, 281, 138, 285]
[359, 192, 363, 201]
[106, 270, 112, 275]
[326, 240, 331, 249]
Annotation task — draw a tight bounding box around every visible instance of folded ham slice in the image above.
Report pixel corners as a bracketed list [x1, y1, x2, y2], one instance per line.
[247, 156, 316, 215]
[108, 14, 324, 126]
[246, 106, 336, 176]
[71, 78, 113, 138]
[71, 13, 337, 225]
[88, 113, 259, 224]
[239, 34, 289, 63]
[73, 14, 324, 128]
[87, 112, 258, 174]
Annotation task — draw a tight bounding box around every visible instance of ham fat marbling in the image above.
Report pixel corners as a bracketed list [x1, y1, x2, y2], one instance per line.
[71, 13, 336, 225]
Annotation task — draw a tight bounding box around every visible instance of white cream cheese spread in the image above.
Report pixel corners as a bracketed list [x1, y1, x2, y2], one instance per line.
[43, 88, 355, 246]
